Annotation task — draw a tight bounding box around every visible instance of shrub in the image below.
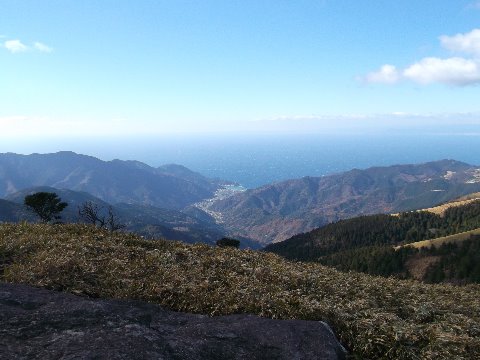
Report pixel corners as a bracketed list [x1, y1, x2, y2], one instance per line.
[216, 237, 240, 248]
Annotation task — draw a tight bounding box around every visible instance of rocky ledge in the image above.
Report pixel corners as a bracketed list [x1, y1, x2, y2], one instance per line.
[0, 282, 346, 359]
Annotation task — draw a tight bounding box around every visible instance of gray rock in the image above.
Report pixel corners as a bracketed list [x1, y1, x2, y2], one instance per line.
[0, 282, 347, 360]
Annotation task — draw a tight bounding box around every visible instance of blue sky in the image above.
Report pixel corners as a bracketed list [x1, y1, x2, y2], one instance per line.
[1, 0, 480, 138]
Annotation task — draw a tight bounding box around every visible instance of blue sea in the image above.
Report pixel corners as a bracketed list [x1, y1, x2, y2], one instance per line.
[4, 132, 480, 189]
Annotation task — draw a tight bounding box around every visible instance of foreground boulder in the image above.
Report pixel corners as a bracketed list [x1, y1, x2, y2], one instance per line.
[0, 282, 346, 359]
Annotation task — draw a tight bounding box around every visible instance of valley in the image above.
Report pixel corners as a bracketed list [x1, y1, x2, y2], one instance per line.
[2, 152, 480, 359]
[2, 153, 480, 249]
[191, 184, 246, 223]
[210, 159, 480, 244]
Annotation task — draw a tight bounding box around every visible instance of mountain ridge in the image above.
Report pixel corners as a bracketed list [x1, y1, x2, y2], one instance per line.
[209, 159, 480, 244]
[0, 151, 228, 210]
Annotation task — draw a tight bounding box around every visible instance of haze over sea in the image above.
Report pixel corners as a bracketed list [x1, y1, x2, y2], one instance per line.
[4, 131, 479, 189]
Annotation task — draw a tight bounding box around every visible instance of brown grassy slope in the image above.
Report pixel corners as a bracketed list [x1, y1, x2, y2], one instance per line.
[391, 192, 480, 217]
[421, 197, 480, 216]
[395, 228, 480, 250]
[454, 192, 480, 202]
[1, 223, 480, 359]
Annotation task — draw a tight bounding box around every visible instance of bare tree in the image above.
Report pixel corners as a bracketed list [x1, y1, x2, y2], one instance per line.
[78, 202, 125, 232]
[105, 206, 126, 232]
[78, 201, 105, 227]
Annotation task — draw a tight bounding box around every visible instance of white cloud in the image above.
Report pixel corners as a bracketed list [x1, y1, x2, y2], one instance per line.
[440, 29, 480, 56]
[33, 41, 53, 53]
[403, 57, 480, 86]
[364, 64, 400, 84]
[2, 38, 53, 54]
[362, 28, 480, 86]
[4, 39, 28, 53]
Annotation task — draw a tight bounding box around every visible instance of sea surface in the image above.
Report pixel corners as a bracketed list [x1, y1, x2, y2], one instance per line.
[7, 132, 478, 189]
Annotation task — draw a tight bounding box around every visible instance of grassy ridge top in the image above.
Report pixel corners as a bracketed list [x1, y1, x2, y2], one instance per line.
[420, 196, 480, 217]
[395, 228, 480, 250]
[1, 223, 480, 359]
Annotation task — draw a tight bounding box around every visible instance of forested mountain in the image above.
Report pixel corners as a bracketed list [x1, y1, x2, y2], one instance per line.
[210, 160, 480, 244]
[0, 152, 228, 210]
[265, 199, 480, 283]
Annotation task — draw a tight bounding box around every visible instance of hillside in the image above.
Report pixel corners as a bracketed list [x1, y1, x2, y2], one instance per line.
[396, 228, 480, 250]
[0, 199, 32, 223]
[265, 199, 480, 260]
[416, 193, 480, 216]
[1, 223, 480, 359]
[4, 186, 231, 246]
[0, 152, 228, 210]
[265, 199, 480, 283]
[210, 160, 480, 244]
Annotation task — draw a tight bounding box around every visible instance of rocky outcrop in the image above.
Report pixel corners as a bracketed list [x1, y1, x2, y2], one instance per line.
[0, 282, 347, 359]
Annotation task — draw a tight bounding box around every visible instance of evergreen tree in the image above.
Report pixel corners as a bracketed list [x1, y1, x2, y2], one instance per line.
[24, 192, 68, 223]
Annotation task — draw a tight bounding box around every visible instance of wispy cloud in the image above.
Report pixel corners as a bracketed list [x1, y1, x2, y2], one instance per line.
[4, 39, 28, 53]
[33, 41, 53, 53]
[467, 1, 480, 10]
[262, 112, 480, 123]
[2, 112, 480, 138]
[255, 112, 480, 133]
[0, 116, 182, 137]
[363, 65, 400, 84]
[2, 38, 53, 54]
[362, 28, 480, 86]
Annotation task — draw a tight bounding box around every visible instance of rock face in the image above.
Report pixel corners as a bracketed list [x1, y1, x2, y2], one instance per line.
[0, 283, 347, 360]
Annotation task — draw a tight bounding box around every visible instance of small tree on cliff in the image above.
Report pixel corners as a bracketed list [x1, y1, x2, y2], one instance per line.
[24, 192, 68, 223]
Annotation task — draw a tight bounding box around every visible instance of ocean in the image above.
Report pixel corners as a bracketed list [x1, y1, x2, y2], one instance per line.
[79, 132, 480, 188]
[4, 132, 480, 189]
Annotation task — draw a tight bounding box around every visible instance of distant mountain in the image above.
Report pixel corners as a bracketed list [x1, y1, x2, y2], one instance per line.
[0, 152, 228, 210]
[209, 160, 480, 244]
[0, 199, 31, 223]
[4, 186, 237, 247]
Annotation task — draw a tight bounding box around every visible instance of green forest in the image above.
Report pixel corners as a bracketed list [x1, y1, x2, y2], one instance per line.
[265, 200, 480, 283]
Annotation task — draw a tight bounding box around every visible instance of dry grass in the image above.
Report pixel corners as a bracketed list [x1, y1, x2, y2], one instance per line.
[1, 223, 480, 359]
[395, 228, 480, 250]
[421, 198, 480, 217]
[391, 193, 480, 217]
[453, 192, 480, 202]
[405, 255, 441, 281]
